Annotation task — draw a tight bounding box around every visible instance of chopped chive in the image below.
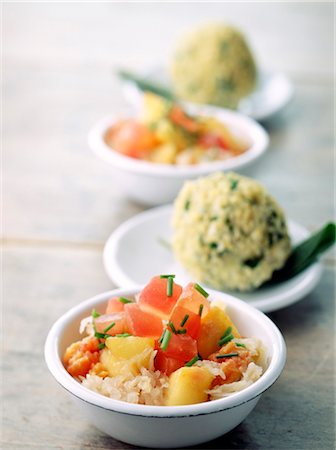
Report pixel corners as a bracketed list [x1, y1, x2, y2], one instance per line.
[185, 355, 199, 367]
[235, 342, 246, 348]
[222, 327, 233, 339]
[218, 334, 234, 347]
[91, 308, 101, 318]
[103, 322, 115, 333]
[160, 274, 176, 279]
[98, 342, 106, 349]
[177, 328, 187, 334]
[194, 283, 209, 298]
[94, 331, 112, 340]
[167, 276, 174, 297]
[160, 329, 172, 351]
[185, 200, 191, 211]
[115, 333, 132, 338]
[216, 352, 239, 359]
[180, 314, 189, 327]
[118, 297, 133, 304]
[158, 330, 165, 344]
[169, 321, 177, 334]
[198, 304, 204, 317]
[230, 179, 239, 191]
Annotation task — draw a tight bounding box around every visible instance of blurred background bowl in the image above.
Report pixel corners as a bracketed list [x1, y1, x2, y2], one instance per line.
[88, 107, 269, 206]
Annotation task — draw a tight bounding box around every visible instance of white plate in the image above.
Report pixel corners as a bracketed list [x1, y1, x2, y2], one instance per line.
[122, 66, 294, 122]
[103, 205, 322, 313]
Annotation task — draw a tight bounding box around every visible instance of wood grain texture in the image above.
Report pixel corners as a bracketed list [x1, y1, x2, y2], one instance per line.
[2, 2, 335, 449]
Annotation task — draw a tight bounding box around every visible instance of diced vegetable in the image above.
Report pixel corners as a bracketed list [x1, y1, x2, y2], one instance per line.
[174, 282, 210, 317]
[154, 349, 185, 376]
[124, 303, 163, 338]
[162, 331, 197, 362]
[168, 305, 201, 339]
[138, 275, 182, 319]
[105, 119, 159, 159]
[165, 366, 214, 406]
[94, 313, 126, 337]
[105, 297, 127, 314]
[197, 306, 241, 359]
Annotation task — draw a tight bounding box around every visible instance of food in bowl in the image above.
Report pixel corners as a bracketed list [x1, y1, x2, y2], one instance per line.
[171, 23, 257, 109]
[104, 92, 250, 165]
[172, 172, 291, 291]
[63, 276, 266, 406]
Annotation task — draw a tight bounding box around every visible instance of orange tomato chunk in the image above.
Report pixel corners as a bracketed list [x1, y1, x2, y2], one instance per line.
[105, 297, 125, 314]
[169, 305, 201, 339]
[124, 303, 163, 338]
[163, 332, 198, 362]
[138, 275, 183, 320]
[94, 313, 127, 336]
[175, 283, 210, 317]
[154, 349, 185, 376]
[106, 120, 159, 159]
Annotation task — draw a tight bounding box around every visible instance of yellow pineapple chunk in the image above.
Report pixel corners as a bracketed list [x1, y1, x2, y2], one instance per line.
[100, 336, 155, 377]
[165, 366, 214, 406]
[105, 336, 155, 358]
[197, 306, 241, 359]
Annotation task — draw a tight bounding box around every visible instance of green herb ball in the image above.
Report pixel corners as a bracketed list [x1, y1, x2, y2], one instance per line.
[171, 23, 257, 109]
[172, 172, 291, 291]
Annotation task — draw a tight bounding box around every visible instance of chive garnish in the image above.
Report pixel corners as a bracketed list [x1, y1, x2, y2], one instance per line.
[180, 314, 189, 327]
[177, 328, 186, 334]
[218, 334, 234, 347]
[194, 283, 209, 298]
[169, 321, 177, 334]
[160, 329, 172, 351]
[115, 333, 132, 338]
[198, 304, 204, 317]
[103, 322, 115, 333]
[216, 353, 239, 359]
[160, 274, 176, 279]
[91, 309, 101, 318]
[167, 276, 174, 297]
[222, 327, 233, 338]
[158, 330, 165, 344]
[185, 355, 199, 367]
[235, 342, 246, 348]
[118, 297, 133, 304]
[94, 331, 112, 340]
[98, 342, 106, 350]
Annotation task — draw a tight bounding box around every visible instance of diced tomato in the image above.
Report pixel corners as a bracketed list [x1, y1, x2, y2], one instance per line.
[169, 305, 201, 339]
[169, 106, 199, 133]
[105, 297, 126, 314]
[106, 120, 159, 159]
[124, 303, 163, 338]
[138, 276, 183, 320]
[163, 332, 198, 362]
[94, 313, 127, 336]
[154, 349, 185, 376]
[198, 133, 229, 150]
[175, 283, 210, 317]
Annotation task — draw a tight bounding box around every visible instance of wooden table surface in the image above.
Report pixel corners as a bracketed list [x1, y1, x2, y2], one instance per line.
[2, 3, 335, 449]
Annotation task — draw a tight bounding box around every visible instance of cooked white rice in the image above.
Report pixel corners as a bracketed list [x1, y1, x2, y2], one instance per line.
[80, 337, 266, 406]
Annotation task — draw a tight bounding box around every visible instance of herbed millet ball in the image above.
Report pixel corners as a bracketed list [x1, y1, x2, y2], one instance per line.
[172, 172, 291, 291]
[171, 23, 257, 110]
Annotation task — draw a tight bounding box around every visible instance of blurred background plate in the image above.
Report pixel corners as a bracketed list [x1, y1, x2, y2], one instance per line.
[103, 205, 322, 313]
[121, 66, 294, 122]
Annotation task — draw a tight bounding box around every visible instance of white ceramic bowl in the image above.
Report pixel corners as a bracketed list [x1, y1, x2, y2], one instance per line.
[45, 286, 286, 448]
[88, 108, 269, 206]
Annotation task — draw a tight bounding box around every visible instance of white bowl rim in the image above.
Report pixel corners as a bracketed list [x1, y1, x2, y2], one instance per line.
[45, 286, 286, 418]
[88, 109, 269, 179]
